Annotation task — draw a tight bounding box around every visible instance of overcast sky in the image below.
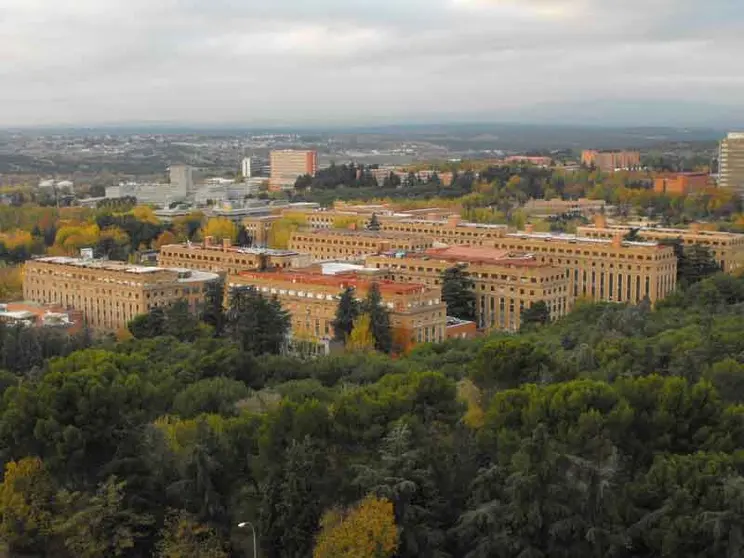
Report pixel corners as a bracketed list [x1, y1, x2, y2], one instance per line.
[1, 0, 743, 127]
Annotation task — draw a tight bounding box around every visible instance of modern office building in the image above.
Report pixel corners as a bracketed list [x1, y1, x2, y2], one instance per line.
[653, 172, 710, 195]
[366, 245, 572, 331]
[719, 132, 744, 195]
[577, 215, 744, 273]
[158, 237, 311, 275]
[581, 150, 641, 172]
[23, 256, 220, 332]
[288, 229, 434, 261]
[269, 150, 318, 191]
[229, 269, 446, 349]
[170, 165, 194, 198]
[241, 157, 254, 179]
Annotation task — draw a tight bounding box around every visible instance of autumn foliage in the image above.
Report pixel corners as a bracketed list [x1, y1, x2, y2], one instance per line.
[313, 495, 398, 558]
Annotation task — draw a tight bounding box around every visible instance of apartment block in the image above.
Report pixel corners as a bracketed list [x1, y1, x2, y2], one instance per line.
[269, 150, 318, 191]
[158, 237, 311, 275]
[578, 215, 744, 273]
[288, 229, 434, 261]
[581, 150, 641, 172]
[719, 132, 744, 194]
[228, 270, 446, 348]
[653, 172, 709, 195]
[23, 257, 220, 331]
[366, 245, 571, 332]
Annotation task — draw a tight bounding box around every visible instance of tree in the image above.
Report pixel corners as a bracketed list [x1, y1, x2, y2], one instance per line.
[225, 287, 291, 355]
[472, 337, 555, 390]
[201, 280, 226, 337]
[332, 287, 360, 343]
[155, 230, 178, 250]
[54, 477, 154, 558]
[347, 313, 376, 353]
[661, 238, 720, 287]
[367, 213, 381, 232]
[157, 510, 228, 558]
[313, 495, 398, 558]
[623, 227, 643, 242]
[201, 218, 237, 242]
[441, 266, 476, 322]
[128, 306, 166, 338]
[362, 283, 393, 354]
[521, 300, 551, 330]
[0, 457, 56, 555]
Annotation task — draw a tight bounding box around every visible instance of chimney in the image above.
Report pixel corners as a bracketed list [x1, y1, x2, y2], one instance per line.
[348, 222, 357, 231]
[222, 237, 232, 252]
[612, 233, 622, 248]
[447, 214, 461, 228]
[594, 214, 607, 228]
[524, 223, 535, 234]
[204, 236, 214, 248]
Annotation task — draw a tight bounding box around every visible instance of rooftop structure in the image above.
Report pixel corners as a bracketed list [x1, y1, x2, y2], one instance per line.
[23, 256, 220, 331]
[0, 302, 82, 333]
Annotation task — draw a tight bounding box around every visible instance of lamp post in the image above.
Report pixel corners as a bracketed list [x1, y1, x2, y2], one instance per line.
[237, 521, 257, 558]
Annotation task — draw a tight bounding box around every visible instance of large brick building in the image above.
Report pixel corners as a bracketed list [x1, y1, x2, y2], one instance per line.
[367, 245, 571, 331]
[653, 172, 709, 195]
[158, 237, 311, 275]
[269, 150, 318, 191]
[23, 257, 220, 331]
[581, 150, 641, 172]
[288, 229, 434, 261]
[577, 215, 744, 273]
[229, 270, 446, 348]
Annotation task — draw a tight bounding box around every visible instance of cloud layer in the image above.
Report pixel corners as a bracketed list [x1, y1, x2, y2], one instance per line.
[0, 0, 742, 126]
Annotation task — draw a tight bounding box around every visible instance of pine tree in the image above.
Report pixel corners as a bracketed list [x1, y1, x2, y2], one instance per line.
[441, 266, 476, 322]
[521, 300, 551, 330]
[201, 280, 226, 337]
[332, 287, 360, 342]
[367, 213, 381, 232]
[225, 287, 291, 355]
[362, 283, 393, 353]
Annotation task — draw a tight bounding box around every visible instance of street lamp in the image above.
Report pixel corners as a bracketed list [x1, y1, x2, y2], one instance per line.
[237, 521, 258, 558]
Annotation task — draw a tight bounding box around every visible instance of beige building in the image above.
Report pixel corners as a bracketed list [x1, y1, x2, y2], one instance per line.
[288, 229, 434, 261]
[23, 257, 220, 331]
[577, 215, 744, 273]
[158, 237, 311, 275]
[269, 150, 318, 191]
[367, 245, 571, 332]
[719, 132, 744, 195]
[229, 270, 446, 349]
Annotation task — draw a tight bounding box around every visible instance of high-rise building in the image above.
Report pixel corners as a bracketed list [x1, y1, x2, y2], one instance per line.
[269, 150, 318, 191]
[581, 150, 641, 172]
[241, 157, 254, 179]
[23, 256, 220, 332]
[170, 165, 194, 198]
[719, 132, 744, 195]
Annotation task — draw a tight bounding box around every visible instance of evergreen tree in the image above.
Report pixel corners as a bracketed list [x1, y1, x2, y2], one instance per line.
[362, 283, 393, 354]
[225, 287, 290, 355]
[521, 300, 551, 330]
[367, 213, 381, 232]
[128, 307, 166, 339]
[441, 266, 476, 322]
[201, 280, 226, 337]
[332, 287, 360, 342]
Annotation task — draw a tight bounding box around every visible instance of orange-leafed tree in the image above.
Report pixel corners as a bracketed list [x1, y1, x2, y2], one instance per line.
[154, 230, 178, 250]
[313, 495, 398, 558]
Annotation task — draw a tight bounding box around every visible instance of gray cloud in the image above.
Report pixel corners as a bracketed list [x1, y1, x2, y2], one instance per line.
[0, 0, 742, 126]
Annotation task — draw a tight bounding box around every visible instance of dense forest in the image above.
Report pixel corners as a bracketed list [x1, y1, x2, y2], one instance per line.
[0, 269, 743, 557]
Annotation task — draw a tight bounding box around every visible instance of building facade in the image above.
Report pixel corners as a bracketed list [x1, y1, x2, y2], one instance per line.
[366, 246, 571, 332]
[269, 150, 318, 191]
[581, 150, 641, 172]
[158, 238, 311, 275]
[229, 270, 446, 348]
[288, 229, 434, 261]
[653, 172, 709, 195]
[577, 215, 744, 273]
[23, 257, 219, 331]
[719, 132, 744, 195]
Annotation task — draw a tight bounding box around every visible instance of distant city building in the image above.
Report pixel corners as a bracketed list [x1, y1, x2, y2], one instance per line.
[578, 214, 744, 273]
[522, 198, 606, 217]
[170, 165, 194, 198]
[23, 256, 220, 332]
[269, 150, 318, 191]
[158, 237, 311, 274]
[653, 172, 709, 195]
[503, 155, 553, 167]
[719, 132, 744, 195]
[241, 157, 256, 178]
[38, 179, 74, 189]
[581, 150, 641, 172]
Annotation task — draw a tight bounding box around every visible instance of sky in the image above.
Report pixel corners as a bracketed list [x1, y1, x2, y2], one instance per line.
[1, 0, 743, 127]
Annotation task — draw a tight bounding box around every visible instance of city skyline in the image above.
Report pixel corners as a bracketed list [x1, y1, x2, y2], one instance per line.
[1, 0, 743, 127]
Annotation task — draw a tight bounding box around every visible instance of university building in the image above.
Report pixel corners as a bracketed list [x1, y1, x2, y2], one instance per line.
[577, 215, 744, 273]
[366, 245, 571, 331]
[288, 229, 434, 261]
[158, 237, 311, 275]
[23, 257, 220, 331]
[269, 150, 318, 191]
[229, 270, 446, 349]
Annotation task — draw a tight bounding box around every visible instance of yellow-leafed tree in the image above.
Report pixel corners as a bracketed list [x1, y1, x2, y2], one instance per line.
[346, 313, 375, 353]
[201, 218, 237, 242]
[313, 495, 398, 558]
[155, 230, 178, 250]
[131, 205, 160, 225]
